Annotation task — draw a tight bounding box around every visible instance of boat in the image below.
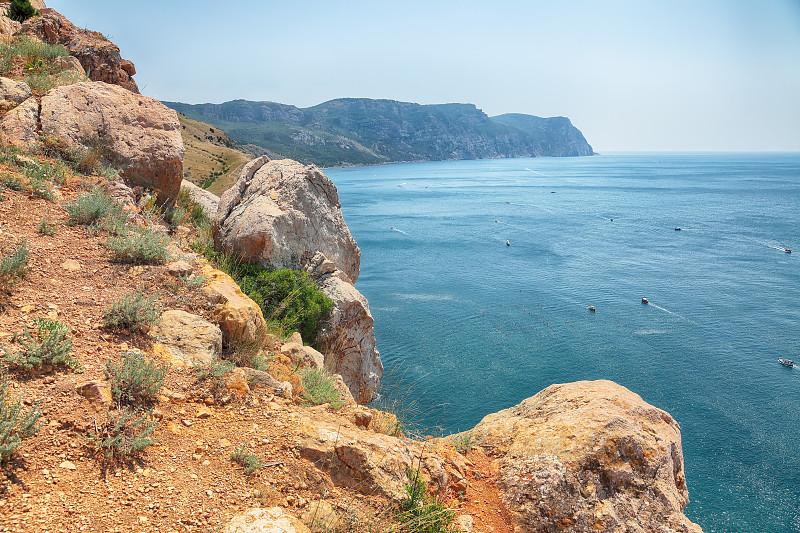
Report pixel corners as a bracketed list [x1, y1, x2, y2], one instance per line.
[641, 298, 649, 304]
[674, 227, 682, 231]
[588, 306, 596, 312]
[785, 248, 792, 253]
[779, 359, 794, 367]
[505, 240, 510, 246]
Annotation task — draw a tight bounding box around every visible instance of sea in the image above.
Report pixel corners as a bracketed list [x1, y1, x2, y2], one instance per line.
[324, 153, 799, 533]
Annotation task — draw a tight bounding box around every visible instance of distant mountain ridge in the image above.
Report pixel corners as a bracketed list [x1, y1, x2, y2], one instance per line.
[162, 98, 593, 167]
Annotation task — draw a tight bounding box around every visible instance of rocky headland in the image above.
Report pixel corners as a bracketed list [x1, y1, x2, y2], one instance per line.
[163, 98, 594, 168]
[0, 4, 701, 533]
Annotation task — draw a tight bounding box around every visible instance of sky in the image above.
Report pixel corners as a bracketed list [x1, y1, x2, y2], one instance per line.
[46, 0, 800, 152]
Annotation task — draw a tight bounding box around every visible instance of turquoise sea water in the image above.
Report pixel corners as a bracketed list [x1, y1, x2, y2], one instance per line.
[324, 153, 800, 533]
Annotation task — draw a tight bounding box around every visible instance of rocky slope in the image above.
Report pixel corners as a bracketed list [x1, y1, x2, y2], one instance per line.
[162, 98, 594, 167]
[0, 6, 703, 533]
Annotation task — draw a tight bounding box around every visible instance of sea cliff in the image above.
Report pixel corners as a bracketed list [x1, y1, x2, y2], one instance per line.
[0, 5, 701, 533]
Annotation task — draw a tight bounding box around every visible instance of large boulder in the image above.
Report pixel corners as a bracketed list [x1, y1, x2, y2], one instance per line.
[0, 96, 37, 149]
[220, 507, 310, 533]
[198, 260, 267, 345]
[308, 253, 382, 404]
[149, 310, 222, 366]
[469, 380, 703, 533]
[19, 8, 138, 93]
[180, 179, 219, 218]
[0, 77, 31, 113]
[214, 157, 361, 284]
[40, 81, 184, 202]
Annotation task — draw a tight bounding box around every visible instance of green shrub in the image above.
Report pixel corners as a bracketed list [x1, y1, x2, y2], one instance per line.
[84, 407, 159, 459]
[396, 468, 458, 533]
[0, 368, 42, 463]
[64, 188, 115, 225]
[232, 264, 332, 342]
[105, 226, 169, 264]
[102, 290, 162, 332]
[230, 442, 262, 474]
[175, 187, 210, 228]
[299, 368, 344, 409]
[0, 239, 29, 291]
[4, 318, 82, 372]
[36, 218, 57, 235]
[7, 0, 37, 23]
[104, 351, 168, 407]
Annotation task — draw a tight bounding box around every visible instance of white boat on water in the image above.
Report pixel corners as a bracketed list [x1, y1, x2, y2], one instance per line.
[779, 359, 794, 368]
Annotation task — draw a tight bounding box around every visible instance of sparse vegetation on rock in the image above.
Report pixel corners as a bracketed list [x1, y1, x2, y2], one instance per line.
[84, 406, 159, 459]
[230, 441, 262, 474]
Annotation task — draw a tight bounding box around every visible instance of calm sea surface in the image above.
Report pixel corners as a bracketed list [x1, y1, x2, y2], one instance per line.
[325, 153, 800, 533]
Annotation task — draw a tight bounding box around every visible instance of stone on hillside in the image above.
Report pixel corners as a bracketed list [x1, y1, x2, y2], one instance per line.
[0, 12, 19, 39]
[301, 501, 339, 530]
[214, 157, 361, 283]
[20, 9, 138, 92]
[309, 254, 382, 404]
[0, 96, 37, 149]
[469, 380, 703, 533]
[40, 82, 184, 202]
[149, 310, 222, 366]
[199, 261, 266, 344]
[166, 261, 193, 277]
[221, 507, 310, 533]
[180, 179, 219, 218]
[295, 414, 463, 502]
[331, 373, 355, 405]
[75, 380, 112, 407]
[102, 179, 137, 211]
[52, 55, 85, 78]
[0, 77, 31, 113]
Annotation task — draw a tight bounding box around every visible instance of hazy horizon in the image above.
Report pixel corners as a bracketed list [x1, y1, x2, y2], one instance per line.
[46, 1, 800, 153]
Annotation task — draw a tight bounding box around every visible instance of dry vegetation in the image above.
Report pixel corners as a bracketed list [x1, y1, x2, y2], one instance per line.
[177, 114, 252, 196]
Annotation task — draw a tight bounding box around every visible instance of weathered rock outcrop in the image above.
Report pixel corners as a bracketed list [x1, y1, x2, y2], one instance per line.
[19, 8, 139, 93]
[0, 77, 31, 113]
[214, 157, 360, 283]
[295, 412, 467, 502]
[198, 259, 266, 344]
[0, 95, 37, 149]
[221, 507, 310, 533]
[307, 253, 381, 404]
[180, 179, 219, 218]
[468, 380, 703, 533]
[40, 81, 184, 202]
[150, 310, 222, 366]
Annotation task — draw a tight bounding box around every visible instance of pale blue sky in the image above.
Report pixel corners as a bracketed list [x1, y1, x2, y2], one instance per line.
[46, 1, 800, 152]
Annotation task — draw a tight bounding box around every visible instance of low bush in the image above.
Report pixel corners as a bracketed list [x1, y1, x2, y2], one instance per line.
[299, 368, 344, 409]
[0, 239, 29, 291]
[0, 369, 42, 463]
[194, 357, 235, 397]
[3, 318, 82, 372]
[395, 467, 458, 533]
[451, 432, 472, 455]
[84, 407, 159, 459]
[1, 173, 22, 191]
[37, 218, 57, 235]
[104, 351, 168, 407]
[102, 290, 162, 331]
[64, 188, 115, 226]
[105, 226, 169, 264]
[223, 262, 332, 342]
[230, 442, 262, 474]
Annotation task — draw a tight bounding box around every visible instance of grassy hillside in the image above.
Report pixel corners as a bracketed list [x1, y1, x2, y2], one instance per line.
[178, 113, 252, 196]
